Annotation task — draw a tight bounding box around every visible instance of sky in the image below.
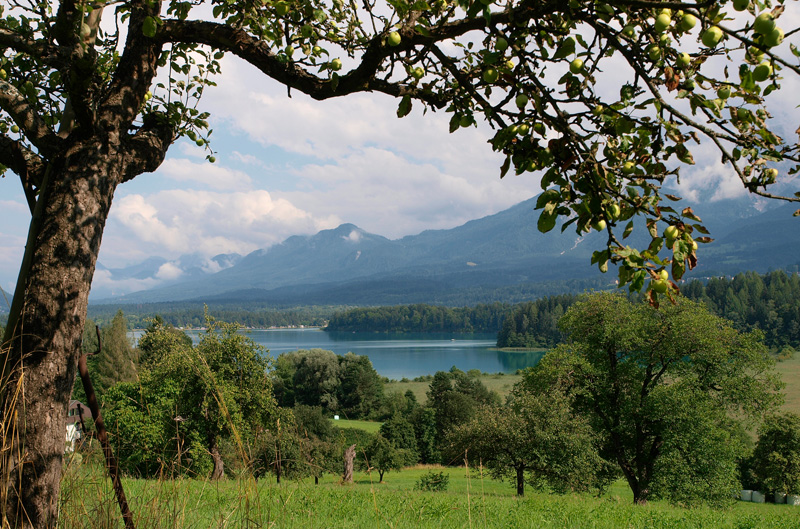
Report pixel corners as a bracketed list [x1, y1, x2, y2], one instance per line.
[1, 6, 799, 298]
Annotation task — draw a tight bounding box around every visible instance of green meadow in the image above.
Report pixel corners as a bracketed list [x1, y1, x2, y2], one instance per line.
[60, 462, 800, 529]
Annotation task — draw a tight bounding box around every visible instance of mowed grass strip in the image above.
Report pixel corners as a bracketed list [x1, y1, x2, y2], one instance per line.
[387, 373, 523, 405]
[329, 418, 383, 433]
[60, 464, 800, 529]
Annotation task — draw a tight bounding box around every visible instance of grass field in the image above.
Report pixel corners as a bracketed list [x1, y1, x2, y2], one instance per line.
[775, 353, 800, 415]
[59, 463, 800, 529]
[386, 372, 523, 405]
[330, 418, 383, 433]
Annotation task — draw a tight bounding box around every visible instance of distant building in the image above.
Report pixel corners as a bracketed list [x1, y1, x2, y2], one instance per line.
[66, 400, 87, 452]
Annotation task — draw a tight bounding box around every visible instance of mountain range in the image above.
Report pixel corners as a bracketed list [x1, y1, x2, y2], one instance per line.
[92, 194, 800, 307]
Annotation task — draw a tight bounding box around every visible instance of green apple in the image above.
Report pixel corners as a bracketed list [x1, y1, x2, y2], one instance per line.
[592, 219, 607, 232]
[753, 61, 772, 82]
[746, 47, 765, 64]
[764, 167, 779, 182]
[737, 107, 751, 122]
[622, 161, 636, 174]
[515, 93, 529, 109]
[754, 12, 775, 35]
[651, 279, 668, 294]
[275, 2, 289, 15]
[701, 26, 723, 47]
[607, 203, 621, 219]
[664, 225, 679, 241]
[460, 115, 472, 127]
[717, 85, 731, 99]
[660, 8, 672, 16]
[387, 31, 401, 46]
[312, 45, 322, 55]
[676, 52, 691, 68]
[0, 69, 6, 80]
[733, 0, 749, 11]
[655, 13, 672, 33]
[505, 59, 515, 70]
[684, 78, 696, 90]
[195, 138, 204, 147]
[483, 67, 499, 83]
[592, 104, 604, 116]
[647, 45, 661, 61]
[518, 123, 530, 134]
[763, 27, 784, 47]
[330, 58, 342, 71]
[496, 37, 509, 51]
[622, 25, 636, 38]
[658, 269, 669, 281]
[208, 156, 216, 163]
[680, 14, 697, 31]
[570, 58, 584, 74]
[533, 122, 545, 135]
[411, 67, 424, 79]
[144, 90, 152, 101]
[11, 125, 20, 133]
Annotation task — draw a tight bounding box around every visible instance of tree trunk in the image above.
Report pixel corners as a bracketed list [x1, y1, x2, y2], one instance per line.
[342, 444, 356, 483]
[1, 145, 123, 527]
[516, 466, 525, 497]
[378, 469, 385, 483]
[210, 443, 224, 480]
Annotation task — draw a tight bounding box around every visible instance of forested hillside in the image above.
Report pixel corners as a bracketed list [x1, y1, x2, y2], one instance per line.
[324, 303, 510, 333]
[496, 271, 800, 352]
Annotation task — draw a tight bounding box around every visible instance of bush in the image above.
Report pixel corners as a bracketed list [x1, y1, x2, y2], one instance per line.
[415, 470, 449, 492]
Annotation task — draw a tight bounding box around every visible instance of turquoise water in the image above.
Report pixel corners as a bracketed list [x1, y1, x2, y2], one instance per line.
[180, 328, 545, 379]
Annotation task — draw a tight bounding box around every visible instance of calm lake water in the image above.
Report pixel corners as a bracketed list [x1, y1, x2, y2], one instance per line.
[146, 328, 545, 379]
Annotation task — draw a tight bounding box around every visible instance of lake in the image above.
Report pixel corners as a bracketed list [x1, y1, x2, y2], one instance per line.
[173, 328, 545, 379]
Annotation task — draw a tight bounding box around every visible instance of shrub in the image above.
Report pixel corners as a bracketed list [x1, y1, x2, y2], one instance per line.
[415, 470, 449, 492]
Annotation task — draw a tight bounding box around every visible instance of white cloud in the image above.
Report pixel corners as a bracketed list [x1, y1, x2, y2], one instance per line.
[156, 262, 184, 281]
[159, 158, 253, 190]
[102, 188, 339, 265]
[344, 230, 361, 243]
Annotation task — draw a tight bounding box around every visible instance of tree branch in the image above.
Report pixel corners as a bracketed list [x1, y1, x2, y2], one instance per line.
[156, 2, 566, 105]
[0, 79, 63, 158]
[0, 29, 59, 65]
[121, 114, 176, 182]
[0, 135, 46, 213]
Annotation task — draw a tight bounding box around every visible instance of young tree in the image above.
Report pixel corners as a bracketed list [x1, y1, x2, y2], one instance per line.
[748, 413, 800, 495]
[2, 0, 800, 524]
[447, 389, 605, 496]
[532, 293, 783, 504]
[360, 433, 412, 483]
[96, 310, 137, 390]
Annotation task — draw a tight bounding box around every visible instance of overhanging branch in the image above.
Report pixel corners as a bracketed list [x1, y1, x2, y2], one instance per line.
[0, 79, 63, 158]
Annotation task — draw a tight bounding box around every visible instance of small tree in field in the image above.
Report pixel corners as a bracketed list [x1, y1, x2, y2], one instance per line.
[3, 0, 800, 524]
[361, 433, 412, 483]
[447, 388, 605, 496]
[749, 413, 800, 495]
[532, 293, 783, 505]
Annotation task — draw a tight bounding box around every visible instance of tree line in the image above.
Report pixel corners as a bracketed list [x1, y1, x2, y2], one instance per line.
[324, 302, 511, 333]
[496, 271, 800, 352]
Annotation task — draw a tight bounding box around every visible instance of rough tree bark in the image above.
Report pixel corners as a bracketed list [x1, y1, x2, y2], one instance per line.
[342, 444, 356, 484]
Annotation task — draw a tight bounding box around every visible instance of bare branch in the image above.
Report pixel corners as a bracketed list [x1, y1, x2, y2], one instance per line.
[0, 79, 63, 158]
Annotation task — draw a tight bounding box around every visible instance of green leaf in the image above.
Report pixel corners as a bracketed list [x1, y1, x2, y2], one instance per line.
[536, 189, 560, 209]
[552, 38, 576, 60]
[142, 16, 158, 38]
[538, 210, 557, 233]
[623, 221, 634, 239]
[397, 95, 412, 118]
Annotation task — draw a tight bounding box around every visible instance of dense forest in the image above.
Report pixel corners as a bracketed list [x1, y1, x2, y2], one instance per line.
[496, 271, 800, 352]
[86, 303, 337, 329]
[324, 303, 511, 333]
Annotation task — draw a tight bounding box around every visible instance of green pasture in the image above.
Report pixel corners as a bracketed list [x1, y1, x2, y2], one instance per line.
[387, 372, 522, 405]
[60, 463, 800, 529]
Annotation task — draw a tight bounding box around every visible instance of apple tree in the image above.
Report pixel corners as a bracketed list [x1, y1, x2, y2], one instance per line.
[1, 0, 800, 526]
